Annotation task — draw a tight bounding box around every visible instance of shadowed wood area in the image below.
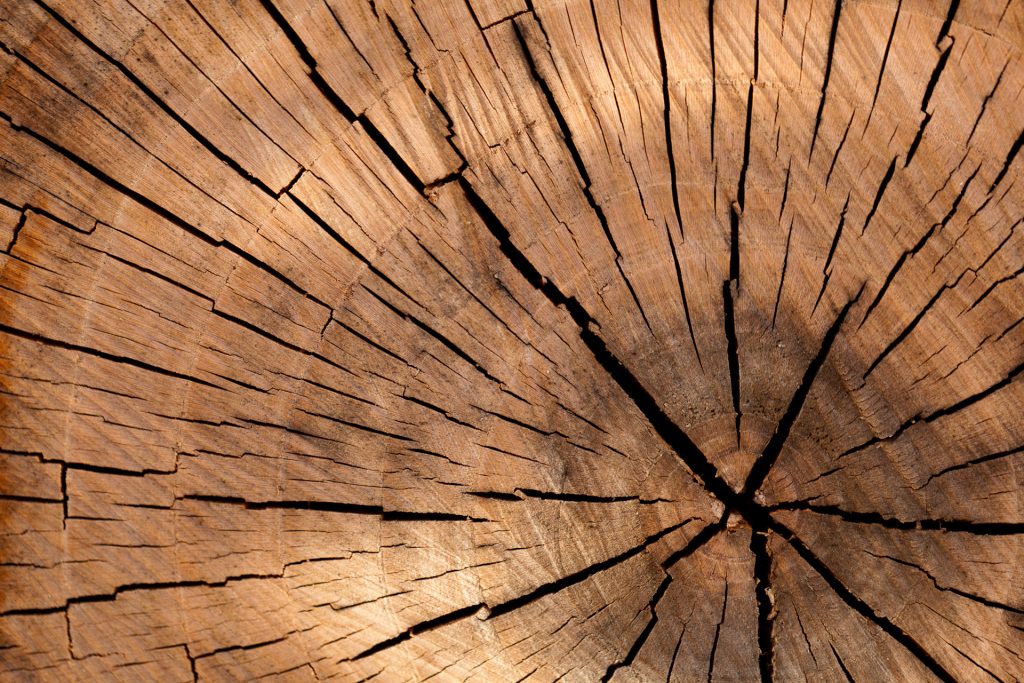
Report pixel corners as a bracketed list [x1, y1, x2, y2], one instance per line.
[0, 0, 1022, 680]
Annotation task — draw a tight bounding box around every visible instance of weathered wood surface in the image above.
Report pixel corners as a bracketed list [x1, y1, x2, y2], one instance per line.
[0, 0, 1022, 680]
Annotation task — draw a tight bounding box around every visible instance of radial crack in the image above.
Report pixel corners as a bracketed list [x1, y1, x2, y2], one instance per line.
[743, 287, 862, 497]
[809, 0, 843, 161]
[724, 205, 743, 442]
[772, 523, 957, 682]
[349, 519, 695, 662]
[601, 522, 722, 681]
[840, 359, 1024, 459]
[771, 500, 1024, 535]
[706, 583, 729, 683]
[512, 18, 653, 335]
[905, 0, 958, 167]
[458, 179, 744, 513]
[751, 530, 775, 683]
[651, 0, 683, 234]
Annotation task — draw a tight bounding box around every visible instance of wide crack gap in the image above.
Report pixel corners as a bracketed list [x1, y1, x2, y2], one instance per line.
[723, 62, 752, 442]
[772, 522, 957, 682]
[724, 206, 742, 443]
[708, 0, 717, 159]
[770, 500, 1024, 535]
[751, 530, 775, 683]
[459, 179, 745, 515]
[178, 494, 488, 521]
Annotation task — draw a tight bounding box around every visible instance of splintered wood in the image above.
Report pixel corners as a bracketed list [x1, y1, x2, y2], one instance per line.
[0, 0, 1021, 681]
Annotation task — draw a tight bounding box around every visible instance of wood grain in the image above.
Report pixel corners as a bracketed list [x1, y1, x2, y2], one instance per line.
[0, 0, 1021, 680]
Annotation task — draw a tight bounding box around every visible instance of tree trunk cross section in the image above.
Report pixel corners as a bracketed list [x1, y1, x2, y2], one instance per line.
[0, 0, 1021, 681]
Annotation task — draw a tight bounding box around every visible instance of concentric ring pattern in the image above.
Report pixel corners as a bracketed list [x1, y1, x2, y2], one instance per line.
[0, 0, 1022, 681]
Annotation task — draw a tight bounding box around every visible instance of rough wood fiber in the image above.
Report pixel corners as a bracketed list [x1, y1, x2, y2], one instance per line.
[0, 0, 1022, 681]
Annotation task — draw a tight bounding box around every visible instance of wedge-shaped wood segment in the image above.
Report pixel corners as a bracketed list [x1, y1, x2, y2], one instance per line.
[0, 0, 1021, 680]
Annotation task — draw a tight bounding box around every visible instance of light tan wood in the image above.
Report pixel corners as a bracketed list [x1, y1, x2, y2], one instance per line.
[0, 0, 1021, 680]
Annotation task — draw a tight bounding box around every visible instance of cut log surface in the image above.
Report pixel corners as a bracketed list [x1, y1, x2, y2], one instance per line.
[0, 0, 1022, 680]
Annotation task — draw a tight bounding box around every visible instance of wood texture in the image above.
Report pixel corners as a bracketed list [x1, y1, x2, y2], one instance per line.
[0, 0, 1022, 680]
